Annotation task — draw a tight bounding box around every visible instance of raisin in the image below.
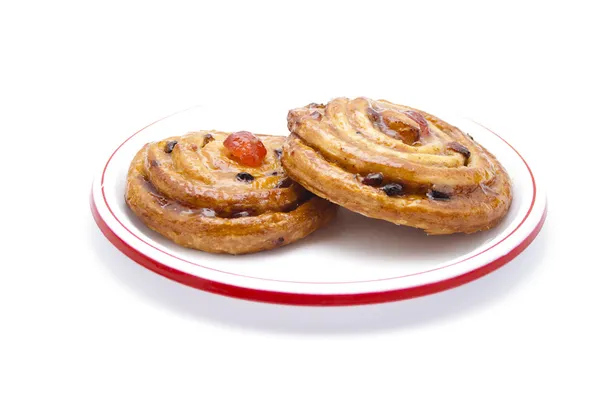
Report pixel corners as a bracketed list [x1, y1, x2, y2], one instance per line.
[382, 183, 404, 196]
[362, 172, 384, 187]
[428, 190, 451, 201]
[164, 140, 178, 153]
[380, 111, 420, 144]
[236, 172, 255, 182]
[200, 208, 216, 217]
[447, 142, 471, 159]
[403, 110, 430, 137]
[202, 134, 214, 146]
[231, 211, 251, 218]
[276, 178, 293, 188]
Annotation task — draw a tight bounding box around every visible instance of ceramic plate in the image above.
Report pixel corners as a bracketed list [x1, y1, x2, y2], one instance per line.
[91, 104, 547, 306]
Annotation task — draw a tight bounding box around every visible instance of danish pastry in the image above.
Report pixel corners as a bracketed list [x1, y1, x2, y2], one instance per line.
[282, 97, 512, 234]
[126, 130, 337, 254]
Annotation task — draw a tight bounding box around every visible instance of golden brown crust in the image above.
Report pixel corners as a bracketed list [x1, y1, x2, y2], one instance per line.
[282, 97, 512, 234]
[125, 131, 337, 254]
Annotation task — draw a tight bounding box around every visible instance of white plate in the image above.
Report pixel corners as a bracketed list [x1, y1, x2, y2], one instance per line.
[91, 104, 547, 306]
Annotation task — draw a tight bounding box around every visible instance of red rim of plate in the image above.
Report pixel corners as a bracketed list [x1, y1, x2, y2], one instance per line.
[90, 110, 547, 306]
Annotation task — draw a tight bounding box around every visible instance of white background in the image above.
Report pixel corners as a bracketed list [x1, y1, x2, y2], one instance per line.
[1, 1, 598, 399]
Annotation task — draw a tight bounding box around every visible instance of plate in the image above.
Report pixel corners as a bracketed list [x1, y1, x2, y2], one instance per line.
[91, 104, 547, 306]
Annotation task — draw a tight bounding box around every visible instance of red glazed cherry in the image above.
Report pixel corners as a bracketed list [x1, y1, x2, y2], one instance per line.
[223, 131, 267, 167]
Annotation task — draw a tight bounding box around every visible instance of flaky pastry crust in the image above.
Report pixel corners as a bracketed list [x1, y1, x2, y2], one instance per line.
[282, 97, 512, 234]
[126, 131, 336, 254]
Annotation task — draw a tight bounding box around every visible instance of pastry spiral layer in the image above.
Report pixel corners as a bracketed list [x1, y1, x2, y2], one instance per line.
[282, 97, 512, 234]
[126, 131, 337, 254]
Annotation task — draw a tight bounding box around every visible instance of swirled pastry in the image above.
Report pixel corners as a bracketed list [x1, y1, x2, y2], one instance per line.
[126, 131, 337, 254]
[282, 97, 512, 234]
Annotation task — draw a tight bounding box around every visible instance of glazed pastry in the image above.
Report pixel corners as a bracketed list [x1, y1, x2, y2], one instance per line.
[126, 131, 337, 254]
[282, 97, 512, 234]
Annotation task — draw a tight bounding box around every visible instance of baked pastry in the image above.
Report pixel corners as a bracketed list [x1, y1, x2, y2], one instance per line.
[126, 130, 337, 254]
[282, 97, 512, 234]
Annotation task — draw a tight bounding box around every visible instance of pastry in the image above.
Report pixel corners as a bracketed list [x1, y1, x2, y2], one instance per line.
[126, 130, 337, 254]
[282, 97, 512, 234]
